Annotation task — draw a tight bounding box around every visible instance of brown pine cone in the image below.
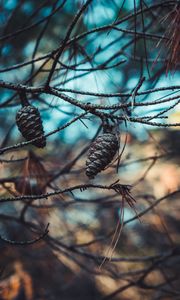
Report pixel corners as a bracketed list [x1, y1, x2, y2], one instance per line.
[86, 133, 119, 179]
[16, 105, 46, 148]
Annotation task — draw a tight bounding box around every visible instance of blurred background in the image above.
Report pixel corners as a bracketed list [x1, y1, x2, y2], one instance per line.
[0, 0, 179, 299]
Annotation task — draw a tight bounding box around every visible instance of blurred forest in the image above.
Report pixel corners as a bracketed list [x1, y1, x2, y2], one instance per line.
[0, 0, 179, 299]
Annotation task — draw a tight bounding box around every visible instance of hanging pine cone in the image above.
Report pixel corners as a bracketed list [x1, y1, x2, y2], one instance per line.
[16, 105, 46, 148]
[86, 132, 119, 179]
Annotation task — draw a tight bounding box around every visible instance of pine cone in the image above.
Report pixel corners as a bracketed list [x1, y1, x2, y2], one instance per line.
[86, 133, 119, 179]
[16, 105, 46, 148]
